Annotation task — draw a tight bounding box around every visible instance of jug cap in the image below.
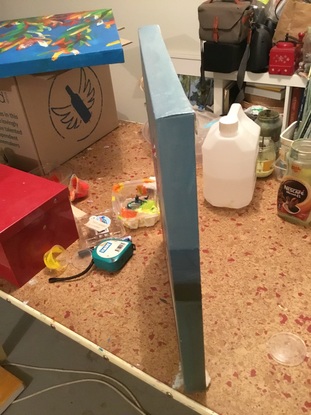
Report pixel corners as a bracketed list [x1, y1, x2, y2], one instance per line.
[219, 115, 238, 136]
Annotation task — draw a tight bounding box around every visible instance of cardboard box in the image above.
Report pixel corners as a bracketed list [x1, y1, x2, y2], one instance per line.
[0, 165, 79, 287]
[0, 65, 118, 173]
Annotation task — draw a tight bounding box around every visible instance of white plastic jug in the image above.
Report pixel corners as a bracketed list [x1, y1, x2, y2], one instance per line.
[202, 103, 260, 209]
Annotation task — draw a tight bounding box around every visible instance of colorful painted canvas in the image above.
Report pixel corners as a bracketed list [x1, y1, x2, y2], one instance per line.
[0, 9, 124, 78]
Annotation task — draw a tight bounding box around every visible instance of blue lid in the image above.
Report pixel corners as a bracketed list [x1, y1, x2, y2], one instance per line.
[0, 9, 124, 78]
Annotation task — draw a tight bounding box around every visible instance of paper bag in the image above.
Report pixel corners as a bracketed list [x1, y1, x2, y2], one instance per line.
[273, 0, 311, 42]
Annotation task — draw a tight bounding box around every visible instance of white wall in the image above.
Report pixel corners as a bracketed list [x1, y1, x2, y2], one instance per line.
[1, 0, 202, 123]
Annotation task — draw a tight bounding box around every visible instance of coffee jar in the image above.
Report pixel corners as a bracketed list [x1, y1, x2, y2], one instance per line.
[277, 140, 311, 225]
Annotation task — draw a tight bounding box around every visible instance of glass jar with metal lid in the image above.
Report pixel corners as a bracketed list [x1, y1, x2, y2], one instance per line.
[255, 109, 282, 178]
[277, 139, 311, 225]
[256, 109, 282, 155]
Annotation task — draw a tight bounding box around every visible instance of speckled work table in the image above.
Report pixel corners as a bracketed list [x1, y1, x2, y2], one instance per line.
[1, 121, 311, 415]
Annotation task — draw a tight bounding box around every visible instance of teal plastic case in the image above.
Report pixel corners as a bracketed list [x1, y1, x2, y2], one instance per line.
[92, 238, 134, 272]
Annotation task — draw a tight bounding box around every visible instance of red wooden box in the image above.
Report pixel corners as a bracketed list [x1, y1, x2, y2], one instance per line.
[269, 41, 297, 76]
[0, 165, 78, 287]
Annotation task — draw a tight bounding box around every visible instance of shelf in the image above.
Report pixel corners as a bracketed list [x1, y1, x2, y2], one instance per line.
[207, 71, 307, 88]
[170, 53, 307, 87]
[170, 53, 308, 131]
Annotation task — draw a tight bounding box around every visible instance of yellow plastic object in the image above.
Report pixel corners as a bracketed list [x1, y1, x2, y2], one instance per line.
[43, 245, 68, 271]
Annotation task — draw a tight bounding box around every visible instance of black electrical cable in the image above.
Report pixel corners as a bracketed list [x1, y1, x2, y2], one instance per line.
[48, 258, 94, 284]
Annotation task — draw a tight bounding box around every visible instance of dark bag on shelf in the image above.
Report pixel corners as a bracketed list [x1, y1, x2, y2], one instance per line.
[198, 0, 252, 44]
[202, 39, 248, 73]
[198, 0, 253, 103]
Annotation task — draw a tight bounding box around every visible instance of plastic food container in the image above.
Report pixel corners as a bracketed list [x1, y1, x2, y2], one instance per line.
[274, 157, 287, 181]
[267, 332, 307, 366]
[274, 121, 297, 181]
[280, 121, 296, 161]
[112, 177, 160, 229]
[75, 209, 125, 249]
[30, 162, 73, 185]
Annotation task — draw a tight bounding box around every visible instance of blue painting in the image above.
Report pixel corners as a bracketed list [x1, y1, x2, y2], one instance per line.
[0, 9, 124, 78]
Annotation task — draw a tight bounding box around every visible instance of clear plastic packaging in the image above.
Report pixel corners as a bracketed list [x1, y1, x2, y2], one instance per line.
[112, 177, 160, 229]
[280, 121, 296, 162]
[194, 107, 219, 161]
[75, 208, 126, 249]
[267, 332, 307, 366]
[30, 162, 73, 185]
[274, 157, 287, 181]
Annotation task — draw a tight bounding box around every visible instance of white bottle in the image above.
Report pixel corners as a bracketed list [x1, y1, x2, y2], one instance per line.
[202, 103, 260, 209]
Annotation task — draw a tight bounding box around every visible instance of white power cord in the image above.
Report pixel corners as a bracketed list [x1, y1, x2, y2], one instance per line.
[5, 362, 149, 415]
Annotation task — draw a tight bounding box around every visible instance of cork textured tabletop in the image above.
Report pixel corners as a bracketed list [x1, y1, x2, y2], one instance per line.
[1, 121, 311, 415]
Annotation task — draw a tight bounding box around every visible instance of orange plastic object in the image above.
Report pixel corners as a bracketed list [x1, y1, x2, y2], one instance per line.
[69, 174, 89, 202]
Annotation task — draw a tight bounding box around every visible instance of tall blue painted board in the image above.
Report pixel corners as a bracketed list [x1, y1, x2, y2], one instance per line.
[138, 25, 206, 393]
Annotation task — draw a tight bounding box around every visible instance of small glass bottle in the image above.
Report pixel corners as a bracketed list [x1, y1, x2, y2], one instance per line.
[251, 0, 269, 24]
[277, 140, 311, 225]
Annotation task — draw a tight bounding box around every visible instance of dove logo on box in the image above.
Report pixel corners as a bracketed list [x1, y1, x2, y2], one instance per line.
[49, 67, 102, 142]
[0, 65, 118, 174]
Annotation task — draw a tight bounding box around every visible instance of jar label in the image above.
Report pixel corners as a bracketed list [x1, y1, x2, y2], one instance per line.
[277, 177, 311, 222]
[258, 159, 274, 173]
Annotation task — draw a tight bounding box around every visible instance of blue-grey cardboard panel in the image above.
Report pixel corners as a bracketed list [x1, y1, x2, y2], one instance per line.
[138, 25, 206, 393]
